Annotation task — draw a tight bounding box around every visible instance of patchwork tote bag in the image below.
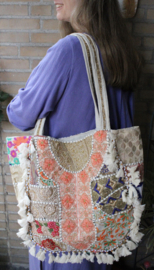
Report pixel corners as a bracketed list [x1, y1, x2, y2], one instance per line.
[6, 33, 145, 264]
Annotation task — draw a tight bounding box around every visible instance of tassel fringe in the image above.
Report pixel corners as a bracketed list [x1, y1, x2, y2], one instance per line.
[127, 166, 140, 186]
[116, 164, 124, 178]
[29, 245, 36, 257]
[36, 249, 46, 261]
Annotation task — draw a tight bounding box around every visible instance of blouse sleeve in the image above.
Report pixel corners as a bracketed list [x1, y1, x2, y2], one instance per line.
[7, 35, 73, 131]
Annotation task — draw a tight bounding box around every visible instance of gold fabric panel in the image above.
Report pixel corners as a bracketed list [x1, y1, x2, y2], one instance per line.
[91, 175, 127, 215]
[31, 202, 59, 220]
[49, 136, 92, 172]
[116, 127, 143, 164]
[29, 186, 58, 202]
[29, 185, 59, 219]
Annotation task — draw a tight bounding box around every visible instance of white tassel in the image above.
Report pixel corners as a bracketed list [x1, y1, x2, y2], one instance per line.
[27, 213, 34, 223]
[20, 159, 29, 171]
[23, 239, 32, 248]
[96, 253, 103, 264]
[134, 203, 145, 213]
[101, 253, 108, 264]
[122, 190, 127, 203]
[24, 194, 30, 206]
[120, 245, 132, 257]
[127, 197, 134, 205]
[132, 178, 140, 187]
[29, 245, 36, 257]
[89, 252, 95, 262]
[126, 240, 137, 251]
[36, 249, 46, 261]
[18, 218, 27, 227]
[108, 162, 118, 173]
[65, 253, 71, 263]
[127, 166, 137, 175]
[48, 252, 55, 264]
[83, 251, 90, 260]
[130, 220, 139, 235]
[16, 232, 27, 240]
[113, 249, 119, 261]
[54, 253, 60, 263]
[70, 252, 82, 263]
[133, 209, 142, 223]
[129, 171, 140, 180]
[128, 167, 141, 186]
[73, 252, 82, 263]
[18, 207, 26, 218]
[130, 232, 144, 243]
[116, 164, 124, 178]
[17, 181, 25, 197]
[130, 220, 138, 230]
[122, 190, 134, 205]
[106, 254, 114, 264]
[16, 225, 28, 239]
[58, 253, 68, 263]
[69, 252, 77, 263]
[77, 252, 83, 263]
[129, 185, 138, 199]
[17, 199, 25, 208]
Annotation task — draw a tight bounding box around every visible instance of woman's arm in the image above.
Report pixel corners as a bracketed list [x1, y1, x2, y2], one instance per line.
[7, 35, 73, 131]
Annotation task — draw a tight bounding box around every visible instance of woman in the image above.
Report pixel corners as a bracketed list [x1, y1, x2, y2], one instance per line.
[7, 0, 142, 269]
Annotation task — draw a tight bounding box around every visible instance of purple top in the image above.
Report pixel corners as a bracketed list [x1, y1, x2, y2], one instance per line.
[7, 34, 133, 137]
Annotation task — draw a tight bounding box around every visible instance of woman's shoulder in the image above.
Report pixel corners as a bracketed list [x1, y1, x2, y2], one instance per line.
[47, 34, 81, 55]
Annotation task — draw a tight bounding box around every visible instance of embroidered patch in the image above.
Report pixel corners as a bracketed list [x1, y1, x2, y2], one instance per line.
[92, 208, 134, 251]
[6, 136, 31, 165]
[91, 174, 128, 215]
[32, 220, 60, 238]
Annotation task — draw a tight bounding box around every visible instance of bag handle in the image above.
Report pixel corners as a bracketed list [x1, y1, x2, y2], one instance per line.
[72, 33, 110, 130]
[34, 33, 110, 135]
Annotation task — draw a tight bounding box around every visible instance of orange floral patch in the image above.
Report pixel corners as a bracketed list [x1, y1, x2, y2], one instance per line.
[91, 153, 103, 167]
[43, 158, 56, 172]
[80, 193, 91, 208]
[62, 194, 74, 209]
[78, 171, 89, 184]
[94, 131, 106, 143]
[13, 136, 31, 150]
[60, 172, 73, 185]
[81, 218, 94, 233]
[37, 139, 48, 150]
[62, 219, 76, 234]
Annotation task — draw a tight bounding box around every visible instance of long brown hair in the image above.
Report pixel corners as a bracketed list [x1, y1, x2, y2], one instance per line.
[59, 0, 143, 91]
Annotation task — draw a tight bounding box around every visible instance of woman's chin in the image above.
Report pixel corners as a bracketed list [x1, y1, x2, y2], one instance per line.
[56, 14, 70, 22]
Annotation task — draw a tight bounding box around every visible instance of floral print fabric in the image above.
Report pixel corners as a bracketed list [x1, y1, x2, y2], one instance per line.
[6, 136, 31, 165]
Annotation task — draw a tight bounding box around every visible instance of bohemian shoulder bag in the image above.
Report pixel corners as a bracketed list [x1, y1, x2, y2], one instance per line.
[6, 33, 145, 264]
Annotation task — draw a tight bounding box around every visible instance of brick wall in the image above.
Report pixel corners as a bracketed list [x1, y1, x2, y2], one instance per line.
[0, 0, 60, 268]
[0, 0, 153, 268]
